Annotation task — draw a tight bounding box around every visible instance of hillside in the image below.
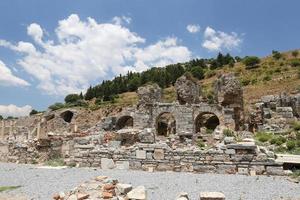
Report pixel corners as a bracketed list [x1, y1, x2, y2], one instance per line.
[100, 49, 300, 111]
[47, 49, 300, 114]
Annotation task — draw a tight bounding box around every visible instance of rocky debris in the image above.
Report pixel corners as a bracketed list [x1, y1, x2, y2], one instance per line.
[137, 83, 162, 108]
[176, 192, 189, 200]
[175, 74, 200, 105]
[138, 128, 155, 143]
[54, 176, 146, 200]
[199, 192, 225, 200]
[126, 186, 147, 200]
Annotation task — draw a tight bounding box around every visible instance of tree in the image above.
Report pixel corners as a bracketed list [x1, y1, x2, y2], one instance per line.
[190, 66, 204, 80]
[49, 102, 65, 111]
[272, 50, 282, 60]
[65, 94, 80, 103]
[243, 56, 260, 68]
[29, 109, 39, 116]
[292, 50, 299, 57]
[0, 115, 3, 120]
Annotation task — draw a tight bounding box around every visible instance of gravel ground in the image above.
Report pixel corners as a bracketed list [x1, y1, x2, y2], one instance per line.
[0, 162, 300, 200]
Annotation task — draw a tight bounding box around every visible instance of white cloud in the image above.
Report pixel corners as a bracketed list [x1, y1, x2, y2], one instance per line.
[186, 24, 200, 33]
[0, 104, 32, 117]
[0, 14, 191, 95]
[0, 60, 29, 87]
[112, 16, 132, 25]
[202, 26, 242, 51]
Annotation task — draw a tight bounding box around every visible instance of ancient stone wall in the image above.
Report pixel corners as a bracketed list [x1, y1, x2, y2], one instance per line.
[63, 137, 284, 176]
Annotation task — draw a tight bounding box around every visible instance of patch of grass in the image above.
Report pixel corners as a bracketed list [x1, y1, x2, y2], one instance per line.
[289, 170, 300, 179]
[44, 157, 65, 167]
[287, 140, 296, 150]
[291, 121, 300, 131]
[255, 132, 273, 143]
[0, 186, 21, 192]
[196, 139, 205, 148]
[223, 129, 235, 137]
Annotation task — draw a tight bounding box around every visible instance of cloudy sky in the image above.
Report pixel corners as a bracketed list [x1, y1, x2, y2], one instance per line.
[0, 0, 300, 117]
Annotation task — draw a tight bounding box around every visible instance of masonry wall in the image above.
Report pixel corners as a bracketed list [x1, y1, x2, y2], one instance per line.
[64, 137, 284, 176]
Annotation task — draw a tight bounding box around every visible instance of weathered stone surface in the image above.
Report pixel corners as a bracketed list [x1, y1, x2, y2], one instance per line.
[199, 192, 225, 200]
[116, 183, 132, 195]
[126, 186, 147, 200]
[138, 128, 155, 143]
[115, 161, 130, 170]
[136, 150, 146, 159]
[226, 142, 256, 150]
[153, 149, 164, 160]
[137, 83, 162, 107]
[175, 74, 200, 105]
[101, 158, 115, 169]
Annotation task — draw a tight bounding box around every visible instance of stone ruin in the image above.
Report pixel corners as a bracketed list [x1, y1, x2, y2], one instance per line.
[0, 73, 291, 176]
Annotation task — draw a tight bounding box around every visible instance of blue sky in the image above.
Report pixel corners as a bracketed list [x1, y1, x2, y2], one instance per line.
[0, 0, 300, 116]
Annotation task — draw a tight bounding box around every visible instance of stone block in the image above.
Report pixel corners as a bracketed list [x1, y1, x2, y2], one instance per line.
[116, 183, 132, 195]
[266, 166, 284, 176]
[199, 192, 225, 200]
[101, 158, 115, 170]
[237, 167, 249, 175]
[115, 161, 130, 170]
[126, 186, 147, 200]
[153, 149, 164, 160]
[224, 149, 235, 155]
[136, 150, 146, 159]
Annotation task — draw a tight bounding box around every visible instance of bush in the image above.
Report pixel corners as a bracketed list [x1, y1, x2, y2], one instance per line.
[292, 121, 300, 131]
[223, 129, 235, 137]
[243, 56, 260, 68]
[64, 94, 81, 104]
[45, 157, 65, 167]
[48, 103, 65, 111]
[197, 139, 205, 148]
[29, 109, 39, 116]
[292, 50, 299, 57]
[290, 59, 300, 67]
[263, 75, 272, 81]
[241, 78, 251, 86]
[255, 132, 273, 143]
[274, 136, 286, 146]
[205, 70, 216, 78]
[272, 50, 282, 60]
[287, 140, 296, 150]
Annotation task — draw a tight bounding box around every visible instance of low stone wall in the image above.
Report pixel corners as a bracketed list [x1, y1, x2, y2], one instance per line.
[66, 137, 284, 176]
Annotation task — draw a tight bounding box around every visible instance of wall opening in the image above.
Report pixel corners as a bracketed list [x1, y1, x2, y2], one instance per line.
[195, 112, 220, 134]
[60, 111, 74, 123]
[116, 116, 133, 130]
[156, 112, 176, 136]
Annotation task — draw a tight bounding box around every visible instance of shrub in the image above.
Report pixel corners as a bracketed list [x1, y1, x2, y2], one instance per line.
[275, 136, 286, 146]
[197, 139, 205, 148]
[255, 132, 273, 143]
[296, 140, 300, 147]
[205, 70, 216, 78]
[287, 140, 296, 150]
[272, 50, 282, 60]
[292, 121, 300, 131]
[45, 157, 65, 167]
[48, 103, 65, 111]
[223, 129, 235, 137]
[29, 109, 39, 116]
[290, 59, 300, 67]
[292, 50, 299, 57]
[65, 94, 81, 104]
[241, 78, 251, 86]
[243, 56, 260, 68]
[263, 75, 272, 81]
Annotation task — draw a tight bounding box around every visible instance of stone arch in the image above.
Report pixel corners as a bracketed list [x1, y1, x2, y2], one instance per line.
[60, 110, 74, 123]
[155, 112, 176, 136]
[116, 115, 134, 130]
[195, 112, 220, 134]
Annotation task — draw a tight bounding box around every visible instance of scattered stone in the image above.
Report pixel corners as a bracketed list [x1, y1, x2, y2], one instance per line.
[126, 186, 147, 200]
[116, 183, 132, 195]
[199, 192, 225, 200]
[101, 158, 115, 170]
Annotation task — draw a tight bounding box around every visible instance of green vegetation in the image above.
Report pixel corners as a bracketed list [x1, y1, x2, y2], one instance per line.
[0, 186, 21, 192]
[196, 139, 205, 148]
[44, 157, 65, 167]
[0, 115, 3, 120]
[255, 132, 273, 143]
[292, 50, 299, 57]
[223, 129, 235, 137]
[242, 56, 260, 68]
[290, 59, 300, 67]
[272, 50, 282, 60]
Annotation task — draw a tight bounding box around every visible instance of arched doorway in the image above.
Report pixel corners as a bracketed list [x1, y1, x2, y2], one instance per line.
[116, 116, 133, 130]
[60, 110, 74, 123]
[156, 112, 176, 136]
[195, 112, 220, 134]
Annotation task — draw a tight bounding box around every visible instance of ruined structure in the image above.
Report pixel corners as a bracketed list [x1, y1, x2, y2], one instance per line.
[0, 73, 288, 176]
